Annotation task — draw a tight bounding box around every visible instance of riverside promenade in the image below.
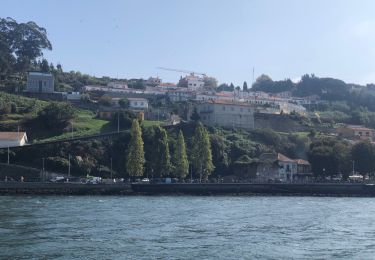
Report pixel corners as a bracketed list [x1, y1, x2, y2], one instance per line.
[2, 182, 375, 196]
[0, 182, 132, 195]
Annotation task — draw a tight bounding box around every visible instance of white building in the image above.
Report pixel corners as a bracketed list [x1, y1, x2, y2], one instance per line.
[198, 100, 255, 130]
[179, 74, 205, 90]
[127, 98, 149, 110]
[0, 132, 28, 148]
[26, 72, 54, 93]
[167, 89, 195, 102]
[107, 82, 128, 89]
[187, 75, 204, 90]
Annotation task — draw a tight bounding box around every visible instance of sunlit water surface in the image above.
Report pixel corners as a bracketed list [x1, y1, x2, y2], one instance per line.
[1, 196, 375, 259]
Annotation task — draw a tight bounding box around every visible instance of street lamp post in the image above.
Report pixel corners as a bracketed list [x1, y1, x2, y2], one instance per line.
[42, 157, 45, 182]
[110, 157, 113, 180]
[117, 112, 120, 133]
[352, 160, 355, 175]
[68, 154, 71, 178]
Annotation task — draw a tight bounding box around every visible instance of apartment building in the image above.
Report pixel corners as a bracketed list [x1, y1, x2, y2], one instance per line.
[197, 100, 255, 130]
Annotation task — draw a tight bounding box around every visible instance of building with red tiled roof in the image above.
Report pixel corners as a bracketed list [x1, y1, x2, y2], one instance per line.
[257, 153, 311, 182]
[337, 125, 374, 141]
[0, 132, 28, 148]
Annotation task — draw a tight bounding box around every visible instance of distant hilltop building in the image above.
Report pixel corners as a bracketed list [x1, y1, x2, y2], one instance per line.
[337, 125, 374, 141]
[26, 72, 54, 93]
[0, 132, 28, 148]
[107, 82, 128, 89]
[178, 74, 205, 90]
[146, 77, 162, 87]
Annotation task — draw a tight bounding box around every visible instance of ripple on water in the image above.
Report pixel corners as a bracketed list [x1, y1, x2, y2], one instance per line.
[1, 196, 375, 259]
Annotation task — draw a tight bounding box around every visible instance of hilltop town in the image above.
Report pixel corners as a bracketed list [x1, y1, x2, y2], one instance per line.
[2, 17, 375, 184]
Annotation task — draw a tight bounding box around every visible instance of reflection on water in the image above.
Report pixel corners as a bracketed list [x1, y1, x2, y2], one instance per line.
[1, 196, 375, 259]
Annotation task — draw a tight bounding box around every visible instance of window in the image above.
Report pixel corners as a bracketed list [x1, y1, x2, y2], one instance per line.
[135, 101, 138, 105]
[222, 106, 226, 111]
[141, 102, 144, 105]
[231, 107, 234, 111]
[240, 108, 243, 112]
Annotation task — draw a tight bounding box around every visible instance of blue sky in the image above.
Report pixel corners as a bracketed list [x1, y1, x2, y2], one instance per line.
[2, 0, 375, 85]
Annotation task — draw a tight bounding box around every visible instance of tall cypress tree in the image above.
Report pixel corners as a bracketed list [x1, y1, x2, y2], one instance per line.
[191, 122, 214, 181]
[173, 130, 189, 179]
[243, 81, 248, 92]
[126, 119, 145, 177]
[157, 126, 171, 177]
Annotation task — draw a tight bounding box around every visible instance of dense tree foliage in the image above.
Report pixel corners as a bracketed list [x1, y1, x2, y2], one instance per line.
[0, 17, 52, 76]
[309, 137, 352, 177]
[173, 130, 189, 178]
[126, 120, 145, 177]
[252, 74, 295, 93]
[351, 141, 375, 175]
[203, 76, 218, 89]
[156, 126, 171, 177]
[191, 122, 214, 180]
[243, 81, 248, 92]
[37, 102, 75, 129]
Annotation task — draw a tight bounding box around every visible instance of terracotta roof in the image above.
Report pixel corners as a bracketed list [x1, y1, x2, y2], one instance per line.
[204, 99, 254, 107]
[294, 159, 310, 165]
[215, 92, 233, 97]
[346, 125, 373, 132]
[0, 132, 27, 141]
[277, 153, 295, 163]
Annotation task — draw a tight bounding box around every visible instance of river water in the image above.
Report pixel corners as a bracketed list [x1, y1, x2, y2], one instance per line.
[1, 196, 375, 259]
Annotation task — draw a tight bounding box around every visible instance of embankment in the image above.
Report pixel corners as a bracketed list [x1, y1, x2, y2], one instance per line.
[0, 182, 132, 195]
[131, 183, 375, 196]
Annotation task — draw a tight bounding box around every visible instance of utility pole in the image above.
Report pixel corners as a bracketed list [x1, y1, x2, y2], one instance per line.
[200, 164, 202, 183]
[68, 154, 71, 178]
[71, 121, 74, 139]
[42, 157, 45, 182]
[190, 164, 193, 183]
[352, 160, 355, 175]
[110, 157, 113, 180]
[117, 111, 120, 133]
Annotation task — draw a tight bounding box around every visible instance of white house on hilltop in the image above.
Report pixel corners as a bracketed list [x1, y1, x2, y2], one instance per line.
[127, 97, 149, 110]
[26, 72, 54, 93]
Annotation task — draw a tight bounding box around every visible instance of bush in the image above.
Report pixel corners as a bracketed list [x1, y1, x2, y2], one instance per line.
[37, 102, 75, 129]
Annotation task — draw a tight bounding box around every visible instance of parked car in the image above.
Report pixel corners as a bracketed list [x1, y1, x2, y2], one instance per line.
[141, 178, 150, 183]
[50, 176, 65, 183]
[86, 176, 102, 184]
